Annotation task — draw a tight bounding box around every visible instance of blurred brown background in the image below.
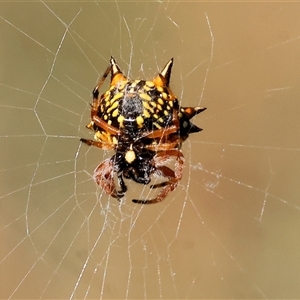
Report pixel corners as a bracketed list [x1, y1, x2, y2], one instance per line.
[1, 1, 300, 299]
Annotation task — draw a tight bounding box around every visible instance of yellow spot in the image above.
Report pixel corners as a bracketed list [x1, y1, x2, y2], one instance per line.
[153, 114, 159, 119]
[118, 115, 125, 127]
[146, 81, 155, 88]
[157, 104, 162, 111]
[94, 130, 112, 142]
[162, 92, 168, 100]
[95, 131, 102, 140]
[86, 121, 94, 129]
[112, 136, 118, 144]
[164, 110, 169, 116]
[110, 92, 123, 103]
[112, 108, 119, 117]
[125, 145, 136, 164]
[158, 117, 164, 123]
[153, 122, 162, 129]
[178, 112, 183, 118]
[108, 119, 112, 125]
[143, 101, 154, 113]
[143, 109, 151, 118]
[168, 101, 173, 107]
[150, 101, 157, 107]
[167, 105, 171, 110]
[104, 114, 108, 120]
[107, 100, 119, 113]
[158, 98, 164, 105]
[140, 93, 151, 101]
[157, 86, 163, 92]
[136, 115, 144, 127]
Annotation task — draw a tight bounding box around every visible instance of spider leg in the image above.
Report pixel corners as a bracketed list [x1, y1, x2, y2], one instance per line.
[90, 65, 111, 119]
[95, 65, 112, 92]
[93, 158, 126, 199]
[93, 158, 119, 198]
[143, 125, 177, 139]
[117, 172, 127, 195]
[92, 115, 120, 136]
[132, 149, 184, 204]
[145, 139, 180, 152]
[80, 138, 115, 150]
[150, 166, 175, 189]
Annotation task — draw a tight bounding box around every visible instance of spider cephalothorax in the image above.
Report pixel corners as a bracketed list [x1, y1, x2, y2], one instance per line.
[81, 57, 206, 204]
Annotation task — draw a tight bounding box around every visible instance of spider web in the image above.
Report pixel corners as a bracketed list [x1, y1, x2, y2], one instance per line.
[1, 1, 300, 299]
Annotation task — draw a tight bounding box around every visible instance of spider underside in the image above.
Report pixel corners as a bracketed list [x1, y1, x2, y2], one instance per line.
[81, 57, 206, 204]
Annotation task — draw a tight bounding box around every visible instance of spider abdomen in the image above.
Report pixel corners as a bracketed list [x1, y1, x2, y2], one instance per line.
[97, 76, 178, 133]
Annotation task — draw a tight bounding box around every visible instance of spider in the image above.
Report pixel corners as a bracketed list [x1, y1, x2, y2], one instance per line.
[81, 57, 206, 204]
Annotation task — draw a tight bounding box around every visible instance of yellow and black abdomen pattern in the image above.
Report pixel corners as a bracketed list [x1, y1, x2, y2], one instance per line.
[97, 79, 179, 133]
